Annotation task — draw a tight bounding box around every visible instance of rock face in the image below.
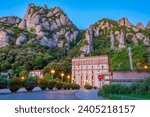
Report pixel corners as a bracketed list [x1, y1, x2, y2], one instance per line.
[118, 18, 133, 28]
[16, 35, 27, 45]
[146, 21, 150, 29]
[0, 16, 21, 26]
[18, 3, 79, 48]
[0, 3, 149, 52]
[110, 31, 114, 49]
[0, 16, 23, 47]
[136, 22, 145, 30]
[80, 18, 150, 54]
[0, 30, 14, 47]
[0, 4, 79, 48]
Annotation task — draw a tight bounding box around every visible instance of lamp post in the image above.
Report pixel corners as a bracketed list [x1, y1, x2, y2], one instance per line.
[98, 75, 103, 89]
[67, 75, 70, 83]
[51, 69, 55, 80]
[40, 75, 44, 79]
[61, 73, 64, 82]
[144, 65, 148, 70]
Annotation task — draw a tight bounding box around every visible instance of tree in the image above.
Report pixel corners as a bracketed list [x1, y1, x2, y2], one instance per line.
[34, 56, 44, 69]
[92, 35, 111, 56]
[19, 70, 28, 78]
[44, 73, 52, 81]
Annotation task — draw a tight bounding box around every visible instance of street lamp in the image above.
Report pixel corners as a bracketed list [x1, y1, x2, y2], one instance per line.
[21, 77, 25, 80]
[67, 75, 70, 83]
[144, 65, 148, 69]
[61, 73, 64, 82]
[51, 69, 55, 80]
[40, 75, 44, 79]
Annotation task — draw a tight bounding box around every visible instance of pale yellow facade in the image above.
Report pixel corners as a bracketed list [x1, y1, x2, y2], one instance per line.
[72, 55, 112, 88]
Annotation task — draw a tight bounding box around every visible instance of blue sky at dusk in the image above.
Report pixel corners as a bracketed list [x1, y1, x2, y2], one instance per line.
[0, 0, 150, 29]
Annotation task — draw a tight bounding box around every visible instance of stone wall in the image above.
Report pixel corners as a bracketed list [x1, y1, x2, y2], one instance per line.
[113, 71, 150, 79]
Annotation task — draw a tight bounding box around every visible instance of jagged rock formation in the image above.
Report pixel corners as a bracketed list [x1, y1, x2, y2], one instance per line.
[80, 18, 150, 54]
[136, 22, 145, 30]
[18, 3, 79, 48]
[146, 21, 150, 29]
[0, 3, 79, 48]
[118, 18, 133, 28]
[0, 16, 21, 47]
[16, 34, 27, 45]
[0, 3, 149, 52]
[0, 16, 21, 26]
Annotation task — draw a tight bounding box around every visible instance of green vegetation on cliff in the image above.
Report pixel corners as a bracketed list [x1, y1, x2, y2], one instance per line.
[111, 44, 149, 71]
[91, 34, 149, 71]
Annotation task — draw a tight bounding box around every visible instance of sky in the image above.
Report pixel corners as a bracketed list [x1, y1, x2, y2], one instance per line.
[0, 0, 150, 29]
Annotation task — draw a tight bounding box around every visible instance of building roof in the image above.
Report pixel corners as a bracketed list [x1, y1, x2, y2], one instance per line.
[72, 55, 108, 61]
[30, 70, 43, 73]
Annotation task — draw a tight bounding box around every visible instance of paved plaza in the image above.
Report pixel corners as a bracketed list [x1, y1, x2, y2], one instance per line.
[0, 88, 106, 100]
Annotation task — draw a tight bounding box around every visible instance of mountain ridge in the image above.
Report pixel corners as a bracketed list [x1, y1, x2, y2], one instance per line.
[80, 17, 150, 54]
[0, 3, 150, 74]
[0, 3, 79, 49]
[0, 4, 150, 51]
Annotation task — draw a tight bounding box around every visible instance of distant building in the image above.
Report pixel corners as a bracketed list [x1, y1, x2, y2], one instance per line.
[29, 70, 44, 77]
[72, 55, 112, 88]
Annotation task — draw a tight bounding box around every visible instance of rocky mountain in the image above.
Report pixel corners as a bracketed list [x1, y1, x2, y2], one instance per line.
[0, 3, 150, 73]
[0, 3, 79, 48]
[0, 16, 21, 47]
[0, 16, 21, 26]
[80, 18, 150, 54]
[146, 21, 150, 28]
[136, 22, 145, 30]
[0, 3, 150, 54]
